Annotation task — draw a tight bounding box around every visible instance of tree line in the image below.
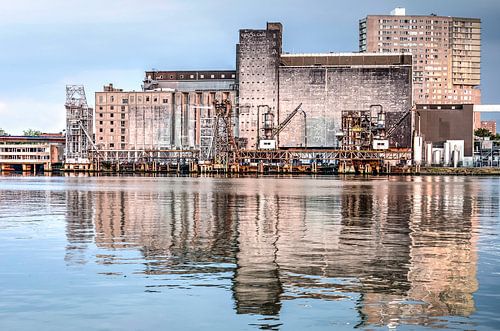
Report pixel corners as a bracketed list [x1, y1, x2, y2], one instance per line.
[0, 128, 43, 136]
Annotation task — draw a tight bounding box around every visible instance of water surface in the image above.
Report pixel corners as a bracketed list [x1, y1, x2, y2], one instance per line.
[0, 175, 499, 330]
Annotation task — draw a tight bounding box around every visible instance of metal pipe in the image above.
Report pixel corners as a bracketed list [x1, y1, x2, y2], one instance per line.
[301, 110, 307, 147]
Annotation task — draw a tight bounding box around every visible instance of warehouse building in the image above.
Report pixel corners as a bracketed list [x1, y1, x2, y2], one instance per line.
[237, 22, 413, 149]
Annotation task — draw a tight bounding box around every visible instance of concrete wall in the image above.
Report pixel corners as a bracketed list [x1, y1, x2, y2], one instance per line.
[237, 23, 282, 149]
[278, 66, 413, 148]
[95, 86, 235, 151]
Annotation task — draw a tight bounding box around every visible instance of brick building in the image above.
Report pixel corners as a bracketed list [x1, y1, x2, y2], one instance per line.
[359, 8, 481, 105]
[480, 120, 497, 134]
[95, 71, 236, 153]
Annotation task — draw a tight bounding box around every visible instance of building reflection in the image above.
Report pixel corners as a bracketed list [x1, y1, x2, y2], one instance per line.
[64, 176, 483, 328]
[65, 188, 95, 265]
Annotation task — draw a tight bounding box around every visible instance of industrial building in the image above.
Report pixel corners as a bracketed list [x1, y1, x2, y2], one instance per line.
[0, 134, 65, 173]
[237, 22, 413, 149]
[62, 21, 490, 173]
[95, 71, 236, 160]
[359, 8, 481, 106]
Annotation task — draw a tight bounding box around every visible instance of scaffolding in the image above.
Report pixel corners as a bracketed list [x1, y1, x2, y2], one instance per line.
[65, 85, 94, 166]
[208, 99, 239, 167]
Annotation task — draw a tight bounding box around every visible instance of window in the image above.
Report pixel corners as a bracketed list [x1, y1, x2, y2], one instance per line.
[99, 121, 103, 125]
[110, 121, 114, 125]
[121, 113, 125, 119]
[311, 70, 325, 84]
[121, 106, 125, 111]
[162, 98, 168, 104]
[99, 96, 103, 103]
[200, 74, 205, 78]
[121, 136, 125, 142]
[121, 128, 126, 134]
[153, 97, 157, 102]
[110, 128, 114, 133]
[99, 113, 103, 117]
[122, 99, 128, 104]
[110, 106, 114, 110]
[146, 96, 150, 102]
[221, 74, 225, 78]
[110, 96, 114, 102]
[121, 121, 125, 127]
[109, 143, 114, 148]
[99, 128, 103, 133]
[110, 113, 114, 118]
[99, 106, 103, 110]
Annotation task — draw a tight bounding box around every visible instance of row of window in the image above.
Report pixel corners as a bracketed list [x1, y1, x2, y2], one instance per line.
[0, 155, 49, 160]
[155, 73, 234, 80]
[0, 147, 47, 153]
[98, 96, 170, 104]
[97, 121, 126, 127]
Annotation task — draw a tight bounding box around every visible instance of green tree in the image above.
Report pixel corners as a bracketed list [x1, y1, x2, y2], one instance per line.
[23, 129, 42, 136]
[0, 128, 9, 136]
[474, 128, 492, 138]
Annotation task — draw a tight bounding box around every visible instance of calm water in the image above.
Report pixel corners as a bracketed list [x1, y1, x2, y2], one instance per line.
[0, 175, 499, 330]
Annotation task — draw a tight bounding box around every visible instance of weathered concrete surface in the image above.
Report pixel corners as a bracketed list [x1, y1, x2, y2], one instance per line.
[278, 66, 412, 148]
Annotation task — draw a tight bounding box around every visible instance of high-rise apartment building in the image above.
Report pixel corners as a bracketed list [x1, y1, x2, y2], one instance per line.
[359, 8, 481, 105]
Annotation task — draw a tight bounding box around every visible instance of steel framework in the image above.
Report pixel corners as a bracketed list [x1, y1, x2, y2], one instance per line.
[209, 100, 239, 167]
[236, 148, 412, 163]
[65, 85, 94, 164]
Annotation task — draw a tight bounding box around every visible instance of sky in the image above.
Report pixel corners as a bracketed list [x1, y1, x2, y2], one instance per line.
[0, 0, 499, 134]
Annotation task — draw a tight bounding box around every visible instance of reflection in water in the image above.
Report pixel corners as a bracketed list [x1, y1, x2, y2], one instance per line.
[62, 176, 483, 328]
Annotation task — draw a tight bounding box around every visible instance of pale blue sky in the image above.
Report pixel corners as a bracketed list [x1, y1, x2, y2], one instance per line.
[0, 0, 499, 134]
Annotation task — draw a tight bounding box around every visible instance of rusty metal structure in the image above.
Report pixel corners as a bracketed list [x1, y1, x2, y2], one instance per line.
[64, 85, 94, 169]
[209, 99, 239, 168]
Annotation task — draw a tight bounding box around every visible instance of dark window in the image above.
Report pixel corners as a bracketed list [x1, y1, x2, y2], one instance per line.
[110, 121, 114, 125]
[99, 128, 103, 133]
[99, 113, 103, 117]
[121, 106, 125, 111]
[121, 114, 125, 119]
[121, 128, 126, 134]
[110, 113, 114, 118]
[121, 121, 125, 127]
[311, 70, 325, 84]
[162, 99, 168, 103]
[121, 136, 125, 142]
[109, 143, 114, 148]
[153, 97, 157, 102]
[122, 99, 128, 104]
[110, 106, 114, 110]
[99, 121, 103, 125]
[110, 128, 114, 133]
[146, 96, 150, 102]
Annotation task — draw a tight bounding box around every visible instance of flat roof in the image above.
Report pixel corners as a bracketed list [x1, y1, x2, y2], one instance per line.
[280, 53, 412, 66]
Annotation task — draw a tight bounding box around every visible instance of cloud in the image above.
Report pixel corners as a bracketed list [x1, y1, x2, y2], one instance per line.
[0, 0, 190, 25]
